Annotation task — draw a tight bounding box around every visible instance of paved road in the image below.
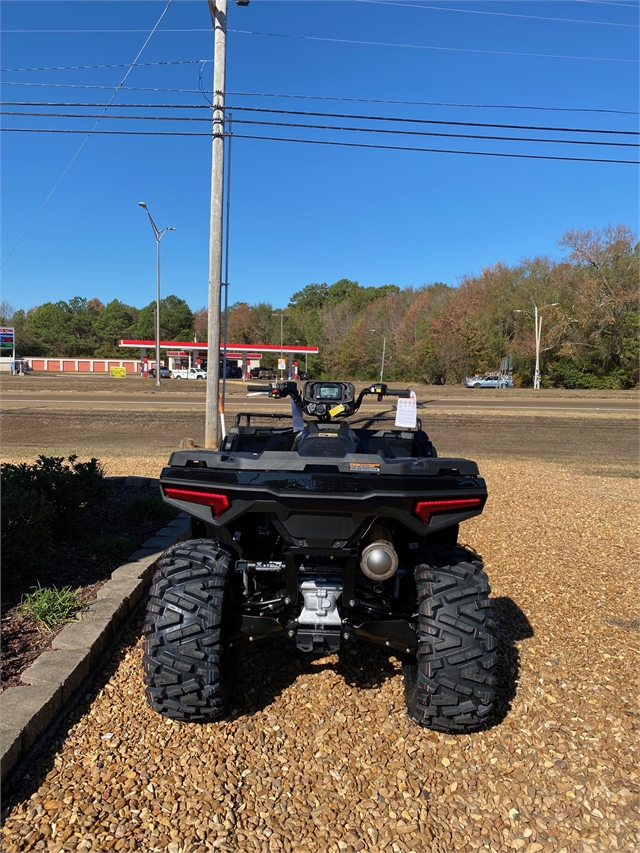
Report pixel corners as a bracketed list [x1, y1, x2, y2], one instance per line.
[1, 392, 637, 413]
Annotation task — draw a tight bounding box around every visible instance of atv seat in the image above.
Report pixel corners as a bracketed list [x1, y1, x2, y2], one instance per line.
[221, 426, 297, 454]
[356, 430, 437, 459]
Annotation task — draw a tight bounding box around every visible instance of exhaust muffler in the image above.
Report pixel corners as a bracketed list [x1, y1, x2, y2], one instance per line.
[360, 521, 399, 582]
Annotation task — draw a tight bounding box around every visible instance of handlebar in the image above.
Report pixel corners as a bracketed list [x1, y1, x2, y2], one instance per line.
[244, 380, 414, 423]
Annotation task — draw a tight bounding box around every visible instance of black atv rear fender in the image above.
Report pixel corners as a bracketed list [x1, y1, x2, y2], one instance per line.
[159, 449, 487, 551]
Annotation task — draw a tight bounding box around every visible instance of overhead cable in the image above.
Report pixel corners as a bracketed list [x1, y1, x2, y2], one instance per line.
[225, 105, 640, 135]
[2, 81, 638, 115]
[5, 3, 640, 31]
[3, 110, 637, 147]
[227, 29, 638, 63]
[3, 27, 637, 71]
[354, 0, 639, 27]
[0, 0, 173, 270]
[1, 60, 205, 73]
[571, 0, 639, 8]
[3, 101, 636, 135]
[1, 126, 636, 165]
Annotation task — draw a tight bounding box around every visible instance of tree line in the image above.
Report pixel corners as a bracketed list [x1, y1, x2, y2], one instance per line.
[2, 225, 637, 389]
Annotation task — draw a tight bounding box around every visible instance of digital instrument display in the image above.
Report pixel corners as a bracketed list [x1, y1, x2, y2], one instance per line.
[318, 385, 341, 400]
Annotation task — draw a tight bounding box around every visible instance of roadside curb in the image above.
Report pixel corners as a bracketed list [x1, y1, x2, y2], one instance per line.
[0, 512, 191, 784]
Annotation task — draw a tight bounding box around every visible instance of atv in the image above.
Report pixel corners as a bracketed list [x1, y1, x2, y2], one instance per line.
[143, 381, 497, 732]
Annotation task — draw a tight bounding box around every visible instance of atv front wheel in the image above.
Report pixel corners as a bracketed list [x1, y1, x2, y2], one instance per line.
[143, 540, 236, 721]
[403, 547, 497, 732]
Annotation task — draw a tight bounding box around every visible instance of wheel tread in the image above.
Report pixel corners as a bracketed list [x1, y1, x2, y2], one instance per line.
[143, 539, 234, 722]
[404, 546, 497, 732]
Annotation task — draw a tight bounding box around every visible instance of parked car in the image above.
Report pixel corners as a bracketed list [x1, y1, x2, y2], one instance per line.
[149, 366, 172, 379]
[298, 370, 310, 380]
[465, 374, 514, 389]
[250, 367, 277, 380]
[172, 367, 207, 380]
[225, 366, 243, 379]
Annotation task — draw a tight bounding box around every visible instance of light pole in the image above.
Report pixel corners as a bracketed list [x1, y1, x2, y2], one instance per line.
[273, 311, 288, 379]
[370, 330, 387, 383]
[514, 303, 559, 389]
[296, 340, 308, 375]
[138, 202, 174, 387]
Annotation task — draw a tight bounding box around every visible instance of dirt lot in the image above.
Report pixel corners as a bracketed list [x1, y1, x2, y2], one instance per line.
[1, 380, 638, 853]
[1, 374, 638, 468]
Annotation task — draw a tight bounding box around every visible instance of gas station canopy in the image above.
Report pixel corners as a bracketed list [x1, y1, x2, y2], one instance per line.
[119, 340, 318, 356]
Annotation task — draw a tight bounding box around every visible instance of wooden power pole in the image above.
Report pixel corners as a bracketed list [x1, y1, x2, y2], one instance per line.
[205, 0, 227, 448]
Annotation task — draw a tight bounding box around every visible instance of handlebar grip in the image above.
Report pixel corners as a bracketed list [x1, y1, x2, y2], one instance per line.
[385, 388, 411, 397]
[246, 385, 271, 393]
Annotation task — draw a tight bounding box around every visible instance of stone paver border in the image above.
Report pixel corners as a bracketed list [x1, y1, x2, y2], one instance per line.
[0, 480, 191, 784]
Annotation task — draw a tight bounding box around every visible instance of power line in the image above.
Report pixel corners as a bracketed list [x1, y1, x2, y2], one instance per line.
[2, 29, 637, 71]
[227, 105, 640, 136]
[4, 5, 638, 31]
[2, 81, 638, 115]
[4, 110, 637, 148]
[2, 126, 635, 165]
[4, 101, 636, 135]
[5, 2, 640, 32]
[227, 29, 638, 63]
[230, 92, 639, 117]
[1, 60, 206, 73]
[571, 0, 639, 8]
[354, 0, 640, 27]
[0, 1, 173, 270]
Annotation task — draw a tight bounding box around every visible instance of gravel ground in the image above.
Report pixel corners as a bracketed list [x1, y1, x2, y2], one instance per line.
[1, 457, 639, 853]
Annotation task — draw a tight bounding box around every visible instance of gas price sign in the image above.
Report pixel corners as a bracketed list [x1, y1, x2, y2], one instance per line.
[0, 327, 15, 354]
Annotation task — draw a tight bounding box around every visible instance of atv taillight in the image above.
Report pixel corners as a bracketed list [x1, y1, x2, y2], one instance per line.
[413, 497, 483, 525]
[163, 487, 231, 517]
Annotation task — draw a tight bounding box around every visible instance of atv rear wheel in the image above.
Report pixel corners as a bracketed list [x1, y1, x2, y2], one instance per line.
[403, 547, 497, 732]
[143, 539, 236, 721]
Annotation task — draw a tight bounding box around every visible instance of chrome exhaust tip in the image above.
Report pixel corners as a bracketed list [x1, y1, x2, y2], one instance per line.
[360, 522, 399, 581]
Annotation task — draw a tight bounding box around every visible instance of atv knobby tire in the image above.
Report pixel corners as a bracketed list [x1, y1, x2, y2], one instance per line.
[143, 539, 235, 721]
[403, 546, 497, 732]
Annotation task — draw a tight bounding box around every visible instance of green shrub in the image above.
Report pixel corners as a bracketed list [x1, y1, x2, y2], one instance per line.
[1, 455, 107, 587]
[19, 583, 84, 631]
[546, 359, 623, 390]
[125, 494, 174, 522]
[88, 536, 136, 561]
[0, 479, 54, 579]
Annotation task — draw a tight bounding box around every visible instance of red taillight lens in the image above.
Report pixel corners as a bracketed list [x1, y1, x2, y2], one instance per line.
[413, 497, 483, 525]
[163, 487, 230, 518]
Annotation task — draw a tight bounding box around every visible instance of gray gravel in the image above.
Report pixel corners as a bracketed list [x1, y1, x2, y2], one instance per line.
[1, 458, 638, 853]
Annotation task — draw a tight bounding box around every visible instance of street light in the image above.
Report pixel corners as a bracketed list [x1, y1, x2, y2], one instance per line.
[514, 303, 559, 389]
[370, 330, 387, 383]
[295, 340, 308, 374]
[138, 203, 175, 387]
[273, 311, 288, 379]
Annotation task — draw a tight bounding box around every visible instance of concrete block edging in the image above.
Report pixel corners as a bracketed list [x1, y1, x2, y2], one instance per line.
[0, 514, 191, 785]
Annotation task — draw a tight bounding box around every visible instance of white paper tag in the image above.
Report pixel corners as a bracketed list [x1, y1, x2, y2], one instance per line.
[395, 391, 417, 429]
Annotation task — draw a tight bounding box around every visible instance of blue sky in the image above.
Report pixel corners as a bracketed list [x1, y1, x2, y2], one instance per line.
[1, 0, 638, 315]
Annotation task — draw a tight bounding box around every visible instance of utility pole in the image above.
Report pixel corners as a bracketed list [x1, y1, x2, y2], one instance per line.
[204, 0, 248, 446]
[205, 0, 227, 448]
